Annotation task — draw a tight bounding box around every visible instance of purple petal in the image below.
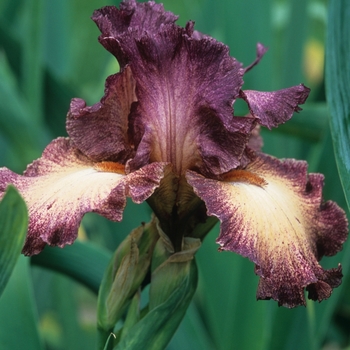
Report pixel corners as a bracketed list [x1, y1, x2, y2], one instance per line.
[187, 153, 348, 307]
[0, 138, 166, 255]
[66, 66, 136, 163]
[92, 2, 252, 175]
[240, 84, 310, 129]
[92, 2, 179, 68]
[244, 43, 268, 73]
[247, 124, 263, 152]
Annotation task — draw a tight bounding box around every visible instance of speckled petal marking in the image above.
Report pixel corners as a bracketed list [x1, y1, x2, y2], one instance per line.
[240, 84, 310, 129]
[0, 138, 166, 255]
[92, 2, 256, 176]
[187, 153, 348, 307]
[66, 66, 137, 163]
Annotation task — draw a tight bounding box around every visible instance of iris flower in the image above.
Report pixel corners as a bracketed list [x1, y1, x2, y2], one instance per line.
[0, 0, 347, 308]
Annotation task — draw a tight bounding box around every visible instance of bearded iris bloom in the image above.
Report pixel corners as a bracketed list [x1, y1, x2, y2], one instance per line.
[0, 0, 347, 308]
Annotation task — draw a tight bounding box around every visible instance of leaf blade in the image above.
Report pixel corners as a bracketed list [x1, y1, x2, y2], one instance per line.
[0, 256, 44, 350]
[0, 185, 28, 297]
[326, 0, 350, 210]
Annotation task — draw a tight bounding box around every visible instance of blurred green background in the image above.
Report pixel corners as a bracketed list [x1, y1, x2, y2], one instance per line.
[1, 0, 350, 349]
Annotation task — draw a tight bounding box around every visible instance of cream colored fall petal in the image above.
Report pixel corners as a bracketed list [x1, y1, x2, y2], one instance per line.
[0, 138, 167, 255]
[187, 154, 347, 307]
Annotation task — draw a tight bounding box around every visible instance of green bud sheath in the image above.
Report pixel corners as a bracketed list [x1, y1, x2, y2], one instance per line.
[97, 217, 159, 347]
[114, 225, 200, 350]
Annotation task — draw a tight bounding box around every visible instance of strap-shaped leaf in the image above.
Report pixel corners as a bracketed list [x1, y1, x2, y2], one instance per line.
[31, 240, 111, 295]
[0, 256, 44, 350]
[0, 185, 28, 297]
[326, 0, 350, 210]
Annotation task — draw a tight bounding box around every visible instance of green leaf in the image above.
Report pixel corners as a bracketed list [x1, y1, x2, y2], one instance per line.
[168, 302, 215, 350]
[0, 53, 50, 168]
[0, 185, 28, 297]
[326, 0, 350, 210]
[196, 226, 270, 350]
[0, 256, 44, 350]
[21, 0, 45, 123]
[30, 240, 111, 295]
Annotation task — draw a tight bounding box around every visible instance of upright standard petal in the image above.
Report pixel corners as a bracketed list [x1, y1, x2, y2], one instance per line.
[187, 154, 348, 307]
[240, 84, 310, 129]
[66, 66, 137, 163]
[92, 1, 179, 68]
[0, 138, 166, 255]
[92, 2, 255, 176]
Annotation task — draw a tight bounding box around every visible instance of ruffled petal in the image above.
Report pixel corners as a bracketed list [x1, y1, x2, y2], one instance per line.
[187, 154, 348, 307]
[66, 66, 137, 163]
[92, 2, 252, 176]
[0, 138, 166, 256]
[92, 1, 179, 68]
[240, 84, 310, 129]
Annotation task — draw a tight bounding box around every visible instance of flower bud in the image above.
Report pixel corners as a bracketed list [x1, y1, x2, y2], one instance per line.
[97, 218, 159, 332]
